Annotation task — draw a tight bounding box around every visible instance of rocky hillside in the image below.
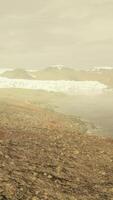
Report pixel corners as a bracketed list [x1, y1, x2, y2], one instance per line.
[0, 96, 113, 200]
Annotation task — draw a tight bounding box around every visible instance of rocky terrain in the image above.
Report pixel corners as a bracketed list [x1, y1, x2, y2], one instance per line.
[0, 92, 113, 200]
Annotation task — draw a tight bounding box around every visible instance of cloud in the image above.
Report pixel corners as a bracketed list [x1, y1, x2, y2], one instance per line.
[0, 0, 113, 67]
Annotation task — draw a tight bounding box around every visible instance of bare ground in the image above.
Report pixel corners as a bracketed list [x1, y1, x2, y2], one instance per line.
[0, 100, 113, 200]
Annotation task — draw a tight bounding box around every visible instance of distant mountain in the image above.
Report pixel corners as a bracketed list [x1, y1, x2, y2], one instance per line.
[1, 68, 33, 79]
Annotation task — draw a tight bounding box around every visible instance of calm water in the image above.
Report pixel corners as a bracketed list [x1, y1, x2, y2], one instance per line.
[55, 91, 113, 137]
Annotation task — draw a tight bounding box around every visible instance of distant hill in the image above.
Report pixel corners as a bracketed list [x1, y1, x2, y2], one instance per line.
[1, 68, 33, 79]
[32, 67, 77, 80]
[1, 67, 113, 87]
[32, 67, 113, 87]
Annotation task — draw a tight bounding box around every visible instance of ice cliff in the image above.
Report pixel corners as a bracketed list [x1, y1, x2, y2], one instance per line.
[0, 77, 107, 95]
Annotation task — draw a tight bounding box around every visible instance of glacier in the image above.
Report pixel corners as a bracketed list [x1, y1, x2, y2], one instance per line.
[0, 77, 107, 95]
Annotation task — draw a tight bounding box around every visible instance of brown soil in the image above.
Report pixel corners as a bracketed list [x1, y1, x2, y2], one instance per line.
[0, 100, 113, 200]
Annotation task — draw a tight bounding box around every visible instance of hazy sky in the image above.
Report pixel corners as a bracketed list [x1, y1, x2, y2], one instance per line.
[0, 0, 113, 68]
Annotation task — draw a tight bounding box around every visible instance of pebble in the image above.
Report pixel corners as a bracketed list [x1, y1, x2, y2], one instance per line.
[110, 188, 113, 192]
[48, 175, 52, 179]
[32, 197, 39, 200]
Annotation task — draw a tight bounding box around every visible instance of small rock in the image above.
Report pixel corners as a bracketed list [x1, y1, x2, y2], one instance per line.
[4, 155, 10, 159]
[32, 197, 39, 200]
[100, 151, 104, 154]
[101, 171, 106, 176]
[48, 175, 52, 179]
[74, 149, 79, 155]
[20, 187, 24, 191]
[35, 191, 39, 195]
[0, 151, 3, 156]
[110, 188, 113, 193]
[0, 195, 8, 200]
[4, 183, 16, 198]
